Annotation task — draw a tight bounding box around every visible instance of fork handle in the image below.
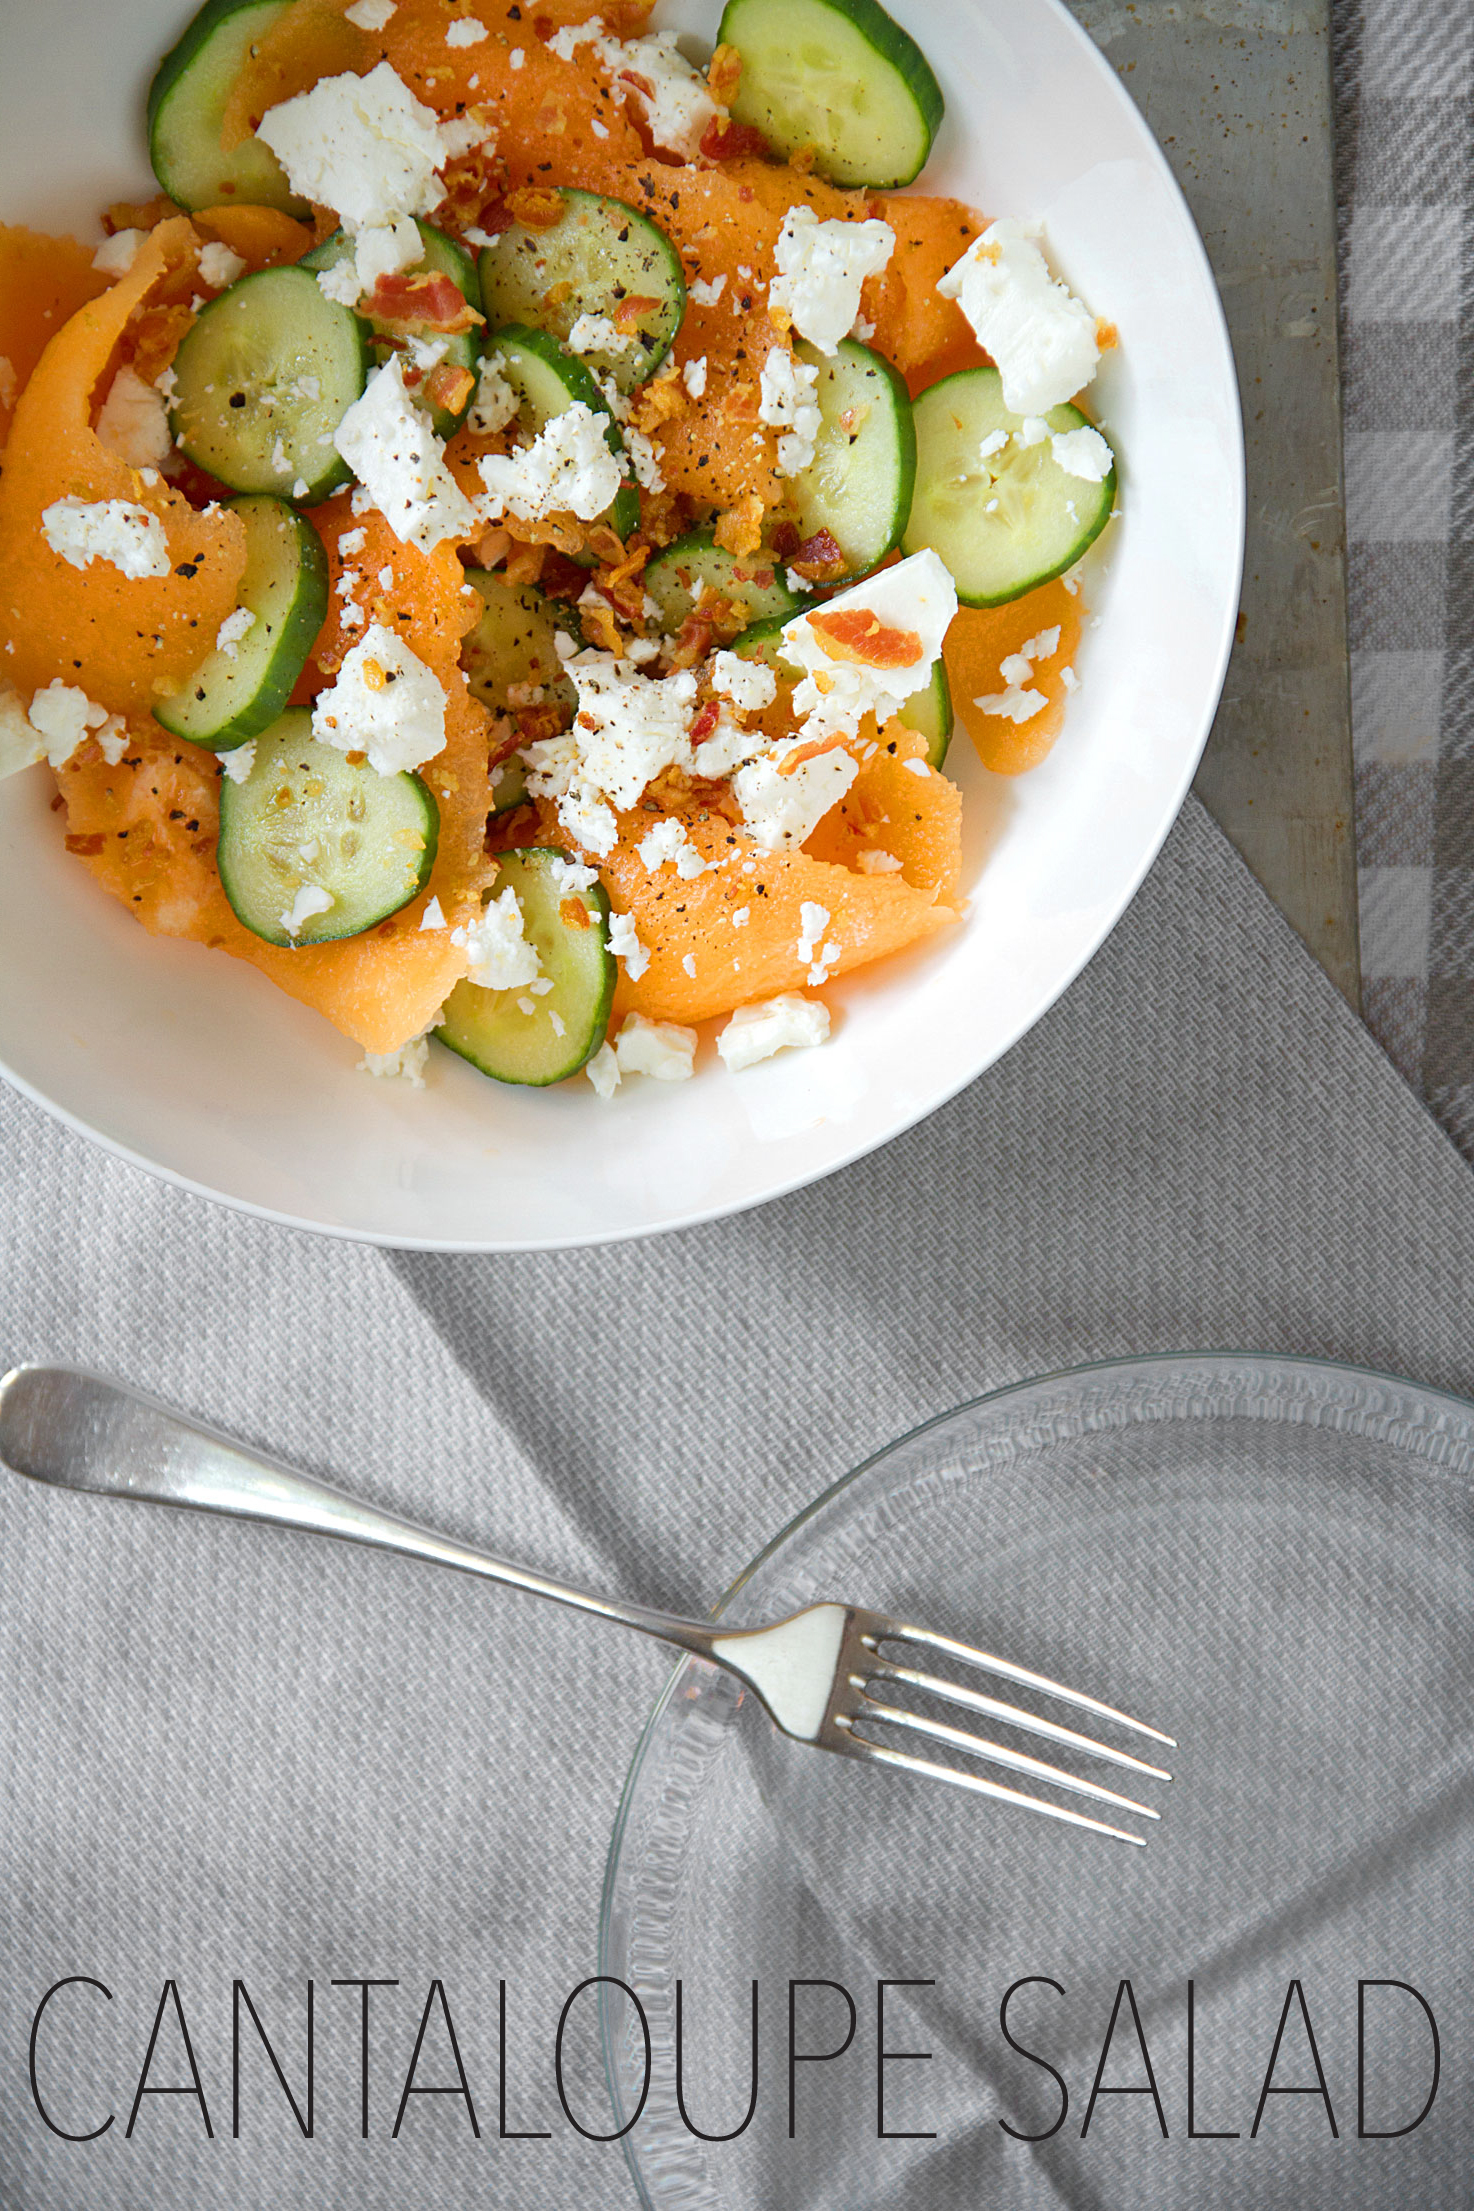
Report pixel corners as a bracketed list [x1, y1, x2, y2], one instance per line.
[0, 1365, 727, 1665]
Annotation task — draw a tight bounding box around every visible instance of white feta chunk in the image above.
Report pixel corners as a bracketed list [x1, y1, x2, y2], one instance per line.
[938, 218, 1099, 416]
[451, 884, 541, 989]
[606, 909, 650, 980]
[312, 621, 447, 774]
[637, 816, 691, 873]
[974, 684, 1047, 723]
[769, 205, 895, 356]
[360, 1033, 431, 1086]
[549, 854, 599, 896]
[476, 401, 623, 522]
[445, 14, 487, 43]
[94, 367, 173, 470]
[614, 1012, 697, 1081]
[689, 275, 726, 307]
[733, 745, 859, 851]
[779, 547, 958, 743]
[554, 25, 717, 158]
[718, 993, 831, 1071]
[41, 497, 170, 581]
[217, 741, 257, 784]
[353, 215, 424, 295]
[759, 346, 822, 476]
[1051, 423, 1114, 481]
[857, 848, 902, 874]
[466, 353, 519, 436]
[345, 0, 396, 27]
[334, 356, 480, 551]
[281, 884, 335, 937]
[567, 312, 634, 358]
[258, 62, 467, 231]
[682, 356, 708, 399]
[420, 895, 446, 930]
[197, 240, 246, 288]
[215, 607, 257, 659]
[586, 1041, 621, 1099]
[92, 229, 146, 278]
[711, 650, 777, 714]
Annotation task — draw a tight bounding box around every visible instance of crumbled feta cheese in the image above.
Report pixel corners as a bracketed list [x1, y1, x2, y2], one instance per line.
[317, 259, 365, 307]
[759, 346, 822, 476]
[509, 47, 525, 68]
[1020, 626, 1061, 663]
[466, 353, 519, 437]
[312, 621, 448, 773]
[552, 24, 718, 157]
[734, 745, 859, 851]
[215, 607, 257, 659]
[377, 564, 395, 591]
[718, 993, 830, 1071]
[360, 1034, 430, 1086]
[974, 683, 1047, 723]
[258, 62, 472, 231]
[549, 854, 599, 896]
[938, 218, 1099, 416]
[711, 651, 777, 714]
[622, 422, 666, 494]
[978, 429, 1009, 460]
[93, 228, 146, 278]
[1017, 415, 1049, 447]
[857, 848, 902, 874]
[586, 1042, 621, 1099]
[420, 895, 446, 930]
[549, 1009, 566, 1036]
[445, 14, 487, 43]
[797, 902, 830, 965]
[689, 274, 727, 307]
[682, 953, 697, 979]
[197, 239, 246, 288]
[682, 356, 708, 399]
[353, 215, 423, 295]
[281, 884, 335, 937]
[41, 497, 170, 581]
[769, 205, 895, 356]
[335, 357, 480, 551]
[345, 0, 396, 26]
[94, 367, 173, 470]
[270, 436, 290, 477]
[615, 1012, 696, 1081]
[476, 402, 623, 522]
[1060, 665, 1079, 692]
[637, 816, 691, 872]
[338, 527, 367, 556]
[0, 684, 45, 779]
[1051, 423, 1114, 482]
[780, 548, 958, 744]
[451, 884, 541, 989]
[902, 757, 930, 778]
[567, 313, 634, 359]
[606, 909, 650, 980]
[852, 314, 876, 342]
[522, 653, 696, 856]
[217, 741, 257, 784]
[27, 682, 127, 768]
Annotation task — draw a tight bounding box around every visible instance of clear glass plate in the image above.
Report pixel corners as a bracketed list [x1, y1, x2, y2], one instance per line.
[600, 1354, 1474, 2209]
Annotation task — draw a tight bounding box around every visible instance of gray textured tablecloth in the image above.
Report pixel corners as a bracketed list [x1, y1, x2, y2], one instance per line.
[6, 796, 1474, 2209]
[1338, 0, 1474, 1153]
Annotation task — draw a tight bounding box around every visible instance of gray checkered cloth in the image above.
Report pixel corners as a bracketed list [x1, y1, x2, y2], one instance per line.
[1337, 0, 1474, 1147]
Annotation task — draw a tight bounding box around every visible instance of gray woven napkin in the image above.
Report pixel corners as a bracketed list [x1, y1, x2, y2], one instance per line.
[5, 796, 1474, 2211]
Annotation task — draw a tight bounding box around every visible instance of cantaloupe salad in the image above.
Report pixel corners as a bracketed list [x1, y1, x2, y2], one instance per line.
[0, 0, 1117, 1093]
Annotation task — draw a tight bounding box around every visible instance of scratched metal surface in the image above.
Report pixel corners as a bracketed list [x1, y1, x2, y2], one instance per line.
[1068, 0, 1361, 1005]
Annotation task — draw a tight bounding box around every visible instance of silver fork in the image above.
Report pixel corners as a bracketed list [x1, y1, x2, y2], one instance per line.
[0, 1365, 1174, 1845]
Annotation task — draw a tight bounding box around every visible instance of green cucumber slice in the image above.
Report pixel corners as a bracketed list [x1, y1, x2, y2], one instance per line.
[788, 338, 915, 582]
[154, 496, 328, 749]
[904, 367, 1117, 606]
[487, 324, 640, 541]
[436, 849, 614, 1086]
[644, 529, 811, 637]
[301, 221, 481, 438]
[734, 610, 952, 767]
[478, 190, 686, 396]
[717, 0, 944, 189]
[461, 570, 576, 814]
[170, 267, 370, 501]
[147, 0, 308, 215]
[217, 708, 438, 946]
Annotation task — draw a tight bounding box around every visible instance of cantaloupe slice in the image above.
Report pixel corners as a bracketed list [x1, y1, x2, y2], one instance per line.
[872, 195, 984, 377]
[537, 800, 959, 1027]
[0, 218, 247, 715]
[195, 204, 314, 268]
[0, 226, 110, 445]
[803, 720, 962, 899]
[945, 581, 1083, 776]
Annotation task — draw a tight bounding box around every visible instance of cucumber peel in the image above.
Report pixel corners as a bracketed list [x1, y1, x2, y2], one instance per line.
[437, 850, 615, 1086]
[154, 497, 329, 750]
[718, 0, 944, 189]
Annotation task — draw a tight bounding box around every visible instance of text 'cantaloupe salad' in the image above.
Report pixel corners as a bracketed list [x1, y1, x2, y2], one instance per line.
[0, 0, 1119, 1098]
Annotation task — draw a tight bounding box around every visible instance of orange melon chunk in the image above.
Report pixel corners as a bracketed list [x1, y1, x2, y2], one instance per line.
[0, 219, 247, 716]
[803, 721, 962, 900]
[945, 581, 1083, 776]
[872, 195, 985, 377]
[538, 801, 958, 1027]
[0, 225, 110, 445]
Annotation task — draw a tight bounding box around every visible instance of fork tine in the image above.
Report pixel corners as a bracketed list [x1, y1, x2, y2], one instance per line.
[853, 1690, 1161, 1820]
[866, 1659, 1173, 1783]
[839, 1729, 1148, 1846]
[874, 1625, 1177, 1749]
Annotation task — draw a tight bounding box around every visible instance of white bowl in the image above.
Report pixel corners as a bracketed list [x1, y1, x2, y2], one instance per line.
[0, 0, 1243, 1250]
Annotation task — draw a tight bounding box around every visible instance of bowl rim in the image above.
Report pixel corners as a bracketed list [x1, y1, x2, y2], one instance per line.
[0, 0, 1245, 1253]
[596, 1346, 1474, 2189]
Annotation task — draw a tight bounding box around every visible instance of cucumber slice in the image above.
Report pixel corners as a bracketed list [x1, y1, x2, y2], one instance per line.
[154, 497, 328, 749]
[217, 708, 438, 947]
[170, 267, 370, 501]
[904, 368, 1117, 607]
[302, 222, 481, 438]
[644, 529, 811, 637]
[461, 570, 578, 724]
[734, 610, 952, 766]
[788, 338, 916, 583]
[718, 0, 944, 189]
[488, 325, 640, 541]
[147, 0, 307, 215]
[479, 191, 686, 397]
[436, 849, 614, 1086]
